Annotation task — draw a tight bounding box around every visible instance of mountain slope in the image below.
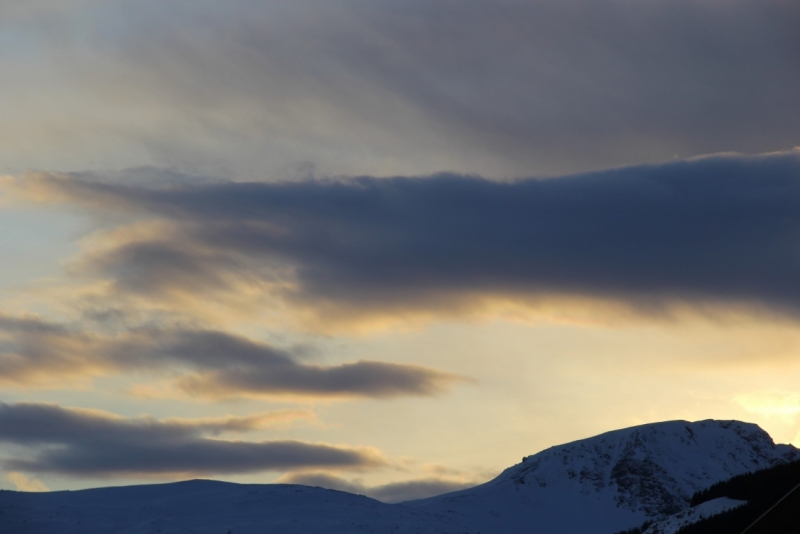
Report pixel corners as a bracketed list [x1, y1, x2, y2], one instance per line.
[669, 457, 800, 534]
[0, 480, 479, 534]
[620, 497, 747, 534]
[406, 420, 797, 534]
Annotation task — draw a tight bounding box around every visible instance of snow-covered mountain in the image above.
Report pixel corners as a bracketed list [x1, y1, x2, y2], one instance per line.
[405, 420, 797, 534]
[0, 480, 479, 534]
[1, 419, 795, 534]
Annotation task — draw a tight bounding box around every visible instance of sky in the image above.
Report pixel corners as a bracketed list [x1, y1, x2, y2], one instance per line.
[1, 0, 800, 500]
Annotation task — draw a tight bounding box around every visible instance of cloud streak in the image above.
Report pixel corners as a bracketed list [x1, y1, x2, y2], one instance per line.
[10, 151, 800, 323]
[0, 314, 463, 397]
[277, 471, 476, 503]
[0, 402, 385, 477]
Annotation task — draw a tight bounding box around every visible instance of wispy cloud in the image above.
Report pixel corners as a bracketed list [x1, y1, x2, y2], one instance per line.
[0, 314, 465, 398]
[0, 402, 386, 477]
[1, 1, 798, 178]
[734, 390, 800, 423]
[277, 471, 477, 503]
[5, 471, 49, 492]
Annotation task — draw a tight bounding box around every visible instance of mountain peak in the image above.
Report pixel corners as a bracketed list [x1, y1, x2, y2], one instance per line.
[409, 419, 797, 534]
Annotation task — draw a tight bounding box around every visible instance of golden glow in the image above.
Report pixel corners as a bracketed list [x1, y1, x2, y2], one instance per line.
[734, 390, 800, 419]
[6, 472, 49, 492]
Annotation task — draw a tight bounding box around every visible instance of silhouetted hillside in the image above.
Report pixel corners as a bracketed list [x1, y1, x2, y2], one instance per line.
[675, 459, 800, 534]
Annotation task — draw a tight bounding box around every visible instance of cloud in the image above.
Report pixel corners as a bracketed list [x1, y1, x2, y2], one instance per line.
[9, 151, 800, 325]
[0, 0, 98, 25]
[277, 472, 475, 503]
[0, 314, 103, 384]
[5, 471, 49, 492]
[0, 314, 464, 397]
[734, 390, 800, 420]
[161, 410, 317, 434]
[278, 472, 364, 495]
[1, 1, 799, 178]
[0, 402, 386, 477]
[367, 478, 473, 503]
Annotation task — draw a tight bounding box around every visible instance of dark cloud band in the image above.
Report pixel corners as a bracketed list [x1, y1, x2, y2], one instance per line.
[0, 402, 384, 476]
[21, 151, 800, 317]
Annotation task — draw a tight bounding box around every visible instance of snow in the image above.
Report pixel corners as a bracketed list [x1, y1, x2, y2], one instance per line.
[0, 480, 480, 534]
[0, 419, 794, 534]
[641, 497, 747, 534]
[405, 419, 796, 534]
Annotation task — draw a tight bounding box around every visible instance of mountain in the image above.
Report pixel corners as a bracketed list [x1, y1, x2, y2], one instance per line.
[405, 420, 797, 534]
[1, 419, 795, 534]
[0, 480, 480, 534]
[627, 497, 747, 534]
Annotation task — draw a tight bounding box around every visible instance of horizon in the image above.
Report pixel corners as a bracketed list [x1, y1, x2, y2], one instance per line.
[3, 416, 791, 502]
[1, 0, 800, 502]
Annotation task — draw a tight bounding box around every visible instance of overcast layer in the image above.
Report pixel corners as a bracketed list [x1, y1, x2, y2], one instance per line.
[1, 0, 798, 178]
